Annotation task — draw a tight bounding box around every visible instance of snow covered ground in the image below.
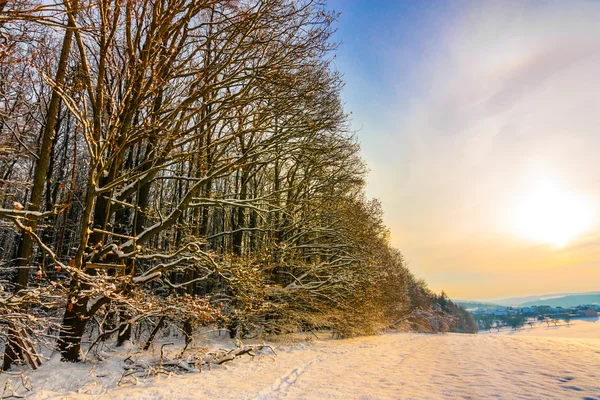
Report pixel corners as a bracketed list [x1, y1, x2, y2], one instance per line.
[2, 319, 599, 399]
[487, 316, 600, 339]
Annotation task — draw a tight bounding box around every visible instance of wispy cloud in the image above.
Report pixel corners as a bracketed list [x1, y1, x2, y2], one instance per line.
[367, 0, 600, 298]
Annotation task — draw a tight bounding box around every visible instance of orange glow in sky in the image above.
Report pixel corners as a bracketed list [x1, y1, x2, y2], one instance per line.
[330, 0, 600, 300]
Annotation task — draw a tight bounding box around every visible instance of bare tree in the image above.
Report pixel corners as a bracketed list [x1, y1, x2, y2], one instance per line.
[0, 0, 458, 367]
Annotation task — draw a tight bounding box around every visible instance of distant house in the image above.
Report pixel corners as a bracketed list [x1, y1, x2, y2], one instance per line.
[585, 308, 598, 318]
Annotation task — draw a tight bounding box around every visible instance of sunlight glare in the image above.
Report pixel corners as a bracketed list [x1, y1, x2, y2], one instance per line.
[513, 180, 594, 247]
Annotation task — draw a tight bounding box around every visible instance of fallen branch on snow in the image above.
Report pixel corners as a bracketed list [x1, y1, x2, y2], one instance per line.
[119, 344, 277, 383]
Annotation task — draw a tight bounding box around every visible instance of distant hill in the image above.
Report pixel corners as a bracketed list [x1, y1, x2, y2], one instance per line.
[519, 294, 600, 308]
[492, 291, 600, 307]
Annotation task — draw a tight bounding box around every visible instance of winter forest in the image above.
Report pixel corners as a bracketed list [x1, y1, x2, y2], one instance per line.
[0, 0, 475, 371]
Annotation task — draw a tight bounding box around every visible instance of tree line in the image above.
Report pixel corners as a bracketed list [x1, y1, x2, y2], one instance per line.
[0, 0, 469, 369]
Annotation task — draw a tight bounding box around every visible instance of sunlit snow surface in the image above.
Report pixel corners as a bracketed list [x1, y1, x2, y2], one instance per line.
[8, 319, 600, 399]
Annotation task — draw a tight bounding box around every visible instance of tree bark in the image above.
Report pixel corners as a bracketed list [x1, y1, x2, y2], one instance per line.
[58, 295, 109, 362]
[57, 303, 88, 362]
[5, 1, 77, 370]
[14, 1, 76, 288]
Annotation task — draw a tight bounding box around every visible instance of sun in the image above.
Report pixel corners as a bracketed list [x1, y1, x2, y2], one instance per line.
[512, 180, 594, 247]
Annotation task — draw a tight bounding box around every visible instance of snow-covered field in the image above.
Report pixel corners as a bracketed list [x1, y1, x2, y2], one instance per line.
[487, 317, 600, 339]
[3, 319, 599, 399]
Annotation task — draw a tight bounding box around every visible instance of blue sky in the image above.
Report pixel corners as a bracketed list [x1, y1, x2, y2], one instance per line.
[325, 1, 453, 205]
[326, 1, 456, 159]
[325, 1, 600, 300]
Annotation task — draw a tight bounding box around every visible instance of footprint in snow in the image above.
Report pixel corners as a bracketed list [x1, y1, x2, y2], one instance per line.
[562, 385, 583, 391]
[558, 377, 574, 382]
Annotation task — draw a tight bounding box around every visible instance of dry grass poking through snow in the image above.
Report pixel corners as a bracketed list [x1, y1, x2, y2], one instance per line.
[8, 320, 600, 399]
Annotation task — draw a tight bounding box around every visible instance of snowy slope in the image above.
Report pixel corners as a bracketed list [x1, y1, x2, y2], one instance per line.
[6, 320, 600, 399]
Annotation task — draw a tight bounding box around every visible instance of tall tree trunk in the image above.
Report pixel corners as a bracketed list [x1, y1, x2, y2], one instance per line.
[3, 3, 76, 371]
[134, 87, 162, 236]
[13, 3, 75, 289]
[57, 302, 89, 362]
[58, 295, 109, 362]
[232, 169, 248, 255]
